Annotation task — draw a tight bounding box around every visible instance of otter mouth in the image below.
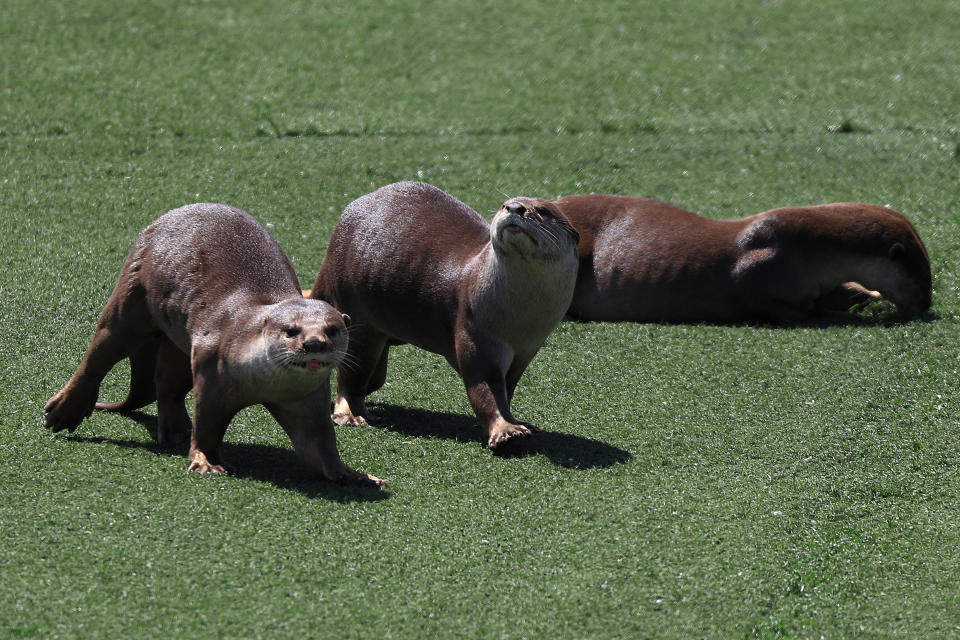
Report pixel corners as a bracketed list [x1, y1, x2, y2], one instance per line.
[498, 217, 537, 243]
[288, 357, 335, 372]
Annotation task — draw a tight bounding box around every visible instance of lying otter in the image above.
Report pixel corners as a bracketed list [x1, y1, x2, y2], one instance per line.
[553, 195, 931, 323]
[309, 181, 580, 448]
[45, 203, 382, 486]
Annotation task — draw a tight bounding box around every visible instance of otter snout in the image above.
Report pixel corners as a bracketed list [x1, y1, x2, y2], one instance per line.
[897, 290, 931, 318]
[501, 201, 543, 222]
[303, 336, 331, 353]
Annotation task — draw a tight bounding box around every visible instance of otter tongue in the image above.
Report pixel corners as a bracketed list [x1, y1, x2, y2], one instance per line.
[305, 361, 324, 371]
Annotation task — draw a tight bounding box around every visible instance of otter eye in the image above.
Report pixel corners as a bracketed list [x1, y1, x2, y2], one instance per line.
[284, 327, 301, 337]
[326, 326, 340, 339]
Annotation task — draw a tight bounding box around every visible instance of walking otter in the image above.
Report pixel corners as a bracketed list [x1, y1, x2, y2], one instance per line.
[45, 203, 382, 485]
[310, 182, 580, 448]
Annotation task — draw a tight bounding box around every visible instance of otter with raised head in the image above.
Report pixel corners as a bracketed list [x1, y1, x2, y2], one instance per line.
[309, 181, 580, 448]
[553, 195, 931, 323]
[44, 203, 382, 486]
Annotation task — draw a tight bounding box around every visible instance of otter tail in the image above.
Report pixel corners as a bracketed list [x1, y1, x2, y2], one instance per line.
[94, 341, 158, 413]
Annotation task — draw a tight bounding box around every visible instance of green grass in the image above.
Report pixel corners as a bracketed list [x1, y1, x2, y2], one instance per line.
[2, 0, 959, 637]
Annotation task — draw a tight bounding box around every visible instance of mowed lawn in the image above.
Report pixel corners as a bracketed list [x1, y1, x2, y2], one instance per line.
[2, 1, 958, 637]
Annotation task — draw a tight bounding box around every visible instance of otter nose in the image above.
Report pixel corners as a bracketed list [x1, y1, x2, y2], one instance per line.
[504, 203, 526, 216]
[303, 337, 330, 353]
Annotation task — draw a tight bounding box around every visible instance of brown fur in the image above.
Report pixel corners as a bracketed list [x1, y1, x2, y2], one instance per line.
[310, 181, 580, 448]
[553, 195, 931, 323]
[44, 203, 382, 486]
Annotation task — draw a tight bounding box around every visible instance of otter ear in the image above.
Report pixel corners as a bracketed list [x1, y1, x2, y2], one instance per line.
[889, 243, 906, 260]
[341, 313, 351, 327]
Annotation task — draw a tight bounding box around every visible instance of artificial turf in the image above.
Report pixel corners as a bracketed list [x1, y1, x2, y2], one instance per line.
[2, 1, 958, 637]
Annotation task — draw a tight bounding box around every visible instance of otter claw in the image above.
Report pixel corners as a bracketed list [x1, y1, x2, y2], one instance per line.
[187, 452, 231, 475]
[487, 421, 537, 448]
[331, 411, 387, 426]
[187, 462, 230, 475]
[332, 412, 367, 426]
[349, 473, 385, 487]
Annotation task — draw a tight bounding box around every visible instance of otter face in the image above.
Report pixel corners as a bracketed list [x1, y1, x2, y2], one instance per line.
[491, 197, 580, 260]
[882, 240, 932, 316]
[264, 298, 350, 374]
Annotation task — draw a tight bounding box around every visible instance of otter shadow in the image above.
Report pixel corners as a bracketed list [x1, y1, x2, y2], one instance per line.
[370, 403, 632, 469]
[565, 307, 939, 329]
[772, 302, 940, 329]
[769, 308, 939, 329]
[67, 411, 388, 502]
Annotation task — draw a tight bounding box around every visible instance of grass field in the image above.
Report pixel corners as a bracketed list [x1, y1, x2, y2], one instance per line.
[2, 0, 959, 637]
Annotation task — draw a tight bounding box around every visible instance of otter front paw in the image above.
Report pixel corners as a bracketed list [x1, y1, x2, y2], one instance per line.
[187, 451, 231, 475]
[331, 410, 373, 426]
[339, 468, 385, 487]
[331, 397, 387, 426]
[487, 419, 538, 449]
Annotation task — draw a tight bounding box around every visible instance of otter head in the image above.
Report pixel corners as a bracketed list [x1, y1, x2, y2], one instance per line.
[262, 298, 350, 375]
[491, 197, 580, 260]
[881, 235, 932, 317]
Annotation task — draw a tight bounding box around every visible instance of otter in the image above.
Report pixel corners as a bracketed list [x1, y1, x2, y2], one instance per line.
[553, 195, 931, 323]
[44, 203, 382, 486]
[309, 181, 580, 448]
